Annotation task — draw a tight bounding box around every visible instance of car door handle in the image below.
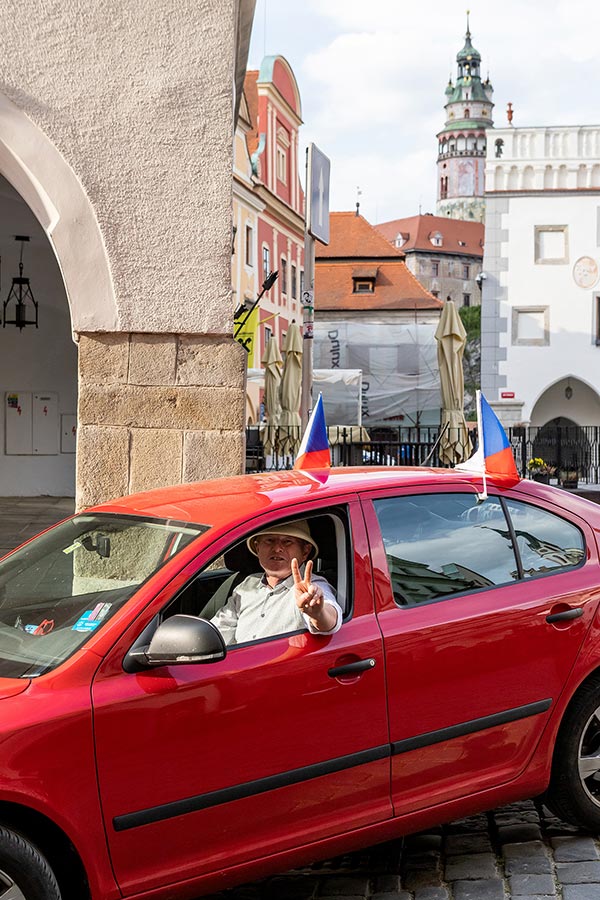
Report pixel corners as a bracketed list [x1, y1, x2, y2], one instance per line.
[328, 658, 376, 678]
[546, 607, 583, 624]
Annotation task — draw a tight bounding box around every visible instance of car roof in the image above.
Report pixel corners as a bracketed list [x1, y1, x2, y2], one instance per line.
[89, 467, 511, 530]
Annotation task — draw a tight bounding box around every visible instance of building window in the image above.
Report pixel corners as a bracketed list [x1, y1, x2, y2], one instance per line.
[447, 260, 454, 276]
[595, 295, 600, 345]
[299, 269, 304, 294]
[291, 263, 297, 299]
[430, 232, 443, 247]
[264, 325, 272, 344]
[534, 225, 569, 265]
[419, 259, 427, 275]
[262, 245, 270, 280]
[462, 264, 471, 279]
[432, 261, 440, 277]
[431, 290, 440, 298]
[464, 108, 470, 118]
[276, 146, 287, 183]
[281, 258, 287, 294]
[353, 279, 374, 293]
[245, 225, 253, 267]
[395, 233, 405, 248]
[463, 294, 471, 307]
[512, 306, 550, 346]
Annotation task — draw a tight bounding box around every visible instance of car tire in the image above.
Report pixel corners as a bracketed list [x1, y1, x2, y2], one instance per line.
[547, 675, 600, 829]
[0, 826, 61, 900]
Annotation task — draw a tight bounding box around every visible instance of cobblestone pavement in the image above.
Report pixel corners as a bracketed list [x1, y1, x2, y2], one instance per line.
[205, 802, 600, 900]
[3, 499, 600, 899]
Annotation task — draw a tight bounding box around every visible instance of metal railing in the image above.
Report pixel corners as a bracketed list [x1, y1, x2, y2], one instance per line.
[246, 423, 600, 485]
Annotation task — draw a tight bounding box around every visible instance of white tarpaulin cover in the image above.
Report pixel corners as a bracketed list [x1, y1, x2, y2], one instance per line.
[313, 321, 440, 425]
[248, 368, 363, 425]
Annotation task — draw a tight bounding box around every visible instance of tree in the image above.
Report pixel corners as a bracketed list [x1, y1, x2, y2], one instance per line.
[459, 305, 480, 419]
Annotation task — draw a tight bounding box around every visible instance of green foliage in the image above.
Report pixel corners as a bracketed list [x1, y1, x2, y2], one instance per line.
[459, 305, 481, 416]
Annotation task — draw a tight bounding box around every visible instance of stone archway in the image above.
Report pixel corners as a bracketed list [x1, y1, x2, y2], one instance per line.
[0, 92, 117, 332]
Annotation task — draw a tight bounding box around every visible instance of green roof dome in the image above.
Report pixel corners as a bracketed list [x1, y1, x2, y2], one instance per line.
[457, 32, 481, 62]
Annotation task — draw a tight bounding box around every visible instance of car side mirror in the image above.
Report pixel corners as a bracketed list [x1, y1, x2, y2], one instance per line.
[131, 615, 226, 669]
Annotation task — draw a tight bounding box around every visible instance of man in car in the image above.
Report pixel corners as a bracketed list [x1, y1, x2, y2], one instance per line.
[210, 520, 342, 646]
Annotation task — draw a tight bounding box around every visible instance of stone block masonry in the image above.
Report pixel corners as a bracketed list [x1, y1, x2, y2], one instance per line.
[76, 333, 247, 508]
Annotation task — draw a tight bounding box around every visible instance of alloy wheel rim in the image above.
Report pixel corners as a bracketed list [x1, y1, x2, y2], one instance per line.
[578, 703, 600, 808]
[0, 868, 26, 899]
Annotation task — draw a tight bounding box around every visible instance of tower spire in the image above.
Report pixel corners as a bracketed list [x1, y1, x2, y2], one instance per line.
[435, 15, 494, 223]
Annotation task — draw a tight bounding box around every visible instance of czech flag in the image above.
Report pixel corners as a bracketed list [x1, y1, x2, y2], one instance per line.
[456, 391, 519, 496]
[294, 394, 331, 471]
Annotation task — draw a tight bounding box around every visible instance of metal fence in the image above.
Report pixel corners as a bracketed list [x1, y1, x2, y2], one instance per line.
[246, 423, 600, 485]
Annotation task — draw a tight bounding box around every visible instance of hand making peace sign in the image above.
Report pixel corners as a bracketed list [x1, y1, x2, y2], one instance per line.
[292, 558, 338, 632]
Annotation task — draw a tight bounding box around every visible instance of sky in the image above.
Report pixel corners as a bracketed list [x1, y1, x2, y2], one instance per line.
[247, 0, 600, 225]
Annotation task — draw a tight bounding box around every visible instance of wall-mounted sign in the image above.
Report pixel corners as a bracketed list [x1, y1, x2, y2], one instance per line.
[501, 391, 515, 399]
[573, 256, 599, 289]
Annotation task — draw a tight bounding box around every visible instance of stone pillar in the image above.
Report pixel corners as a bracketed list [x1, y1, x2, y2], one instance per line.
[77, 333, 246, 508]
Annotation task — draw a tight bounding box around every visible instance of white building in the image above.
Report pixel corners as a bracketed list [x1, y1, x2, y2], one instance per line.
[481, 125, 600, 438]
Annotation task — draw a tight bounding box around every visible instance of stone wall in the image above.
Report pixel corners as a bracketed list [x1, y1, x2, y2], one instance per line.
[77, 334, 247, 508]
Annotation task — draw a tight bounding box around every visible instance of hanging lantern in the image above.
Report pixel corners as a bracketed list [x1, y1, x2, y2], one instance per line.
[3, 235, 39, 330]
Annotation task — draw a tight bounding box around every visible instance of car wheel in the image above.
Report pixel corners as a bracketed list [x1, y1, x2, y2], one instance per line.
[0, 826, 61, 900]
[547, 675, 600, 829]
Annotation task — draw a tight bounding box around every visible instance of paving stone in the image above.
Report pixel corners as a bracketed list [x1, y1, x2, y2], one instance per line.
[504, 856, 552, 876]
[402, 868, 443, 891]
[562, 886, 600, 900]
[405, 834, 443, 852]
[551, 837, 600, 862]
[497, 824, 543, 844]
[373, 876, 402, 893]
[445, 853, 497, 881]
[371, 893, 410, 900]
[503, 841, 548, 860]
[445, 815, 489, 833]
[403, 851, 441, 872]
[317, 877, 370, 896]
[445, 833, 492, 855]
[508, 873, 556, 895]
[264, 877, 319, 899]
[451, 879, 505, 900]
[414, 889, 450, 900]
[556, 861, 600, 883]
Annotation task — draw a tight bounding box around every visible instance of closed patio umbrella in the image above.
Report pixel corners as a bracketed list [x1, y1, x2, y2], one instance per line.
[435, 300, 470, 465]
[260, 336, 283, 454]
[279, 323, 303, 453]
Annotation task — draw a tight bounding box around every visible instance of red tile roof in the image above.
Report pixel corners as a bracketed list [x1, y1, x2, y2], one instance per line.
[315, 211, 441, 311]
[375, 214, 484, 257]
[315, 211, 405, 260]
[315, 262, 442, 311]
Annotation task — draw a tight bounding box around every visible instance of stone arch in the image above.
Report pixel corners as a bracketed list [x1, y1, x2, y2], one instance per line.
[494, 165, 505, 191]
[0, 92, 117, 333]
[577, 164, 588, 188]
[557, 164, 568, 188]
[507, 165, 519, 190]
[591, 164, 600, 188]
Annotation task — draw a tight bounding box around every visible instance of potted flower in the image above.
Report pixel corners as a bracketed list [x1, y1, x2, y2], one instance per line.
[559, 468, 579, 489]
[527, 458, 556, 484]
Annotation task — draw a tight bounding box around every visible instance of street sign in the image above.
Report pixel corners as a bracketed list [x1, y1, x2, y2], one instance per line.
[306, 143, 330, 245]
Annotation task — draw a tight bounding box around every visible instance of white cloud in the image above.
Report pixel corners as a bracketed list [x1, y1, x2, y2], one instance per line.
[249, 0, 600, 221]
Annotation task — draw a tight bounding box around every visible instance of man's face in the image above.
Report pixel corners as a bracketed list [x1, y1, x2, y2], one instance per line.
[255, 534, 312, 581]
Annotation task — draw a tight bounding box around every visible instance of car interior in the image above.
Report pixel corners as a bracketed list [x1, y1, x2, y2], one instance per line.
[165, 511, 349, 625]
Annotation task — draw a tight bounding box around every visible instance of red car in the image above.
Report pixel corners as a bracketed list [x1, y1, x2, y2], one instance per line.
[0, 467, 599, 900]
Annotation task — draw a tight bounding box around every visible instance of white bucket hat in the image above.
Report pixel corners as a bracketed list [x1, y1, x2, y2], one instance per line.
[247, 520, 319, 559]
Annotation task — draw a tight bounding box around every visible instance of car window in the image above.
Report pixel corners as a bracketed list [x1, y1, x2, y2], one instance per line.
[0, 513, 208, 679]
[504, 498, 585, 577]
[373, 493, 519, 607]
[164, 510, 348, 649]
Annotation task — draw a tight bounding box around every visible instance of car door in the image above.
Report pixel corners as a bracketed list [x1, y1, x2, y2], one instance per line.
[361, 484, 600, 817]
[91, 497, 391, 897]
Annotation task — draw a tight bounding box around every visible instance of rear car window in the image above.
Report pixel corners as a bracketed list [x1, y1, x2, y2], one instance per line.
[374, 493, 586, 608]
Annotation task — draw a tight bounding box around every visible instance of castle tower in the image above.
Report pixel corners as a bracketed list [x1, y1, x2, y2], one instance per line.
[436, 15, 494, 222]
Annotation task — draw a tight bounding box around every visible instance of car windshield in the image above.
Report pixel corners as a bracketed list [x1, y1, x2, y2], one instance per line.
[0, 513, 209, 679]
